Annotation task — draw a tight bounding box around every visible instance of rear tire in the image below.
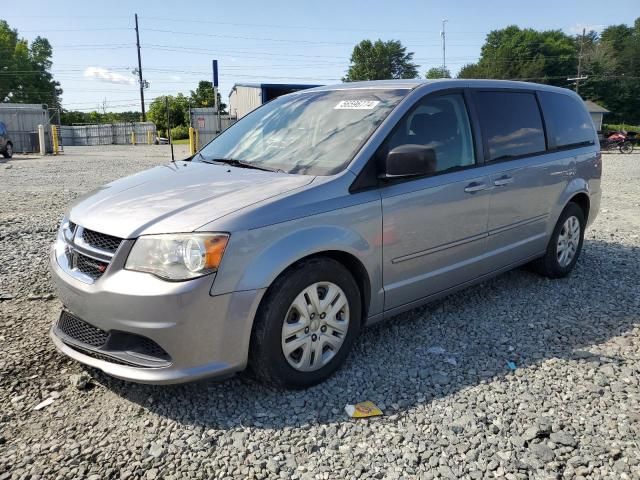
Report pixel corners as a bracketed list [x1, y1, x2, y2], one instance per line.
[249, 257, 362, 389]
[2, 143, 12, 159]
[532, 202, 585, 278]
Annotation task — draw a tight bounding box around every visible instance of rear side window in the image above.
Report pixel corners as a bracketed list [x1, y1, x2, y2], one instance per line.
[538, 92, 594, 149]
[474, 91, 546, 161]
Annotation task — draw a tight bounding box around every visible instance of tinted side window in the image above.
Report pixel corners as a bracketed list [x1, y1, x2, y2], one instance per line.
[382, 93, 475, 175]
[538, 92, 594, 149]
[474, 91, 546, 161]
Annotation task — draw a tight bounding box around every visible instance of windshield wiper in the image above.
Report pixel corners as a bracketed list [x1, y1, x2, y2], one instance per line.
[200, 156, 279, 172]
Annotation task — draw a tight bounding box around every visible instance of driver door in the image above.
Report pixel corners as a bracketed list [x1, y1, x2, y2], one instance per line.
[380, 91, 493, 311]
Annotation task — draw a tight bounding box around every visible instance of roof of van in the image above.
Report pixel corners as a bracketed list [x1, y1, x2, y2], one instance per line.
[306, 79, 577, 94]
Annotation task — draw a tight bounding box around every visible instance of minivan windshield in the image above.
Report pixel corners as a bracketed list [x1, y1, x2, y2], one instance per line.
[196, 88, 408, 175]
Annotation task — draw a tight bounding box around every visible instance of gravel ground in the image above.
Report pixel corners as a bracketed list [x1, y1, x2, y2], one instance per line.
[1, 146, 639, 480]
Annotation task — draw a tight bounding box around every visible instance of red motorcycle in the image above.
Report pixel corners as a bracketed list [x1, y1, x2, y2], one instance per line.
[600, 131, 634, 154]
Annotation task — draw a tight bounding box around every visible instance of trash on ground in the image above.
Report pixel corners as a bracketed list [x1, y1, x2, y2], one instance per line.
[345, 401, 383, 418]
[33, 398, 55, 410]
[506, 361, 517, 370]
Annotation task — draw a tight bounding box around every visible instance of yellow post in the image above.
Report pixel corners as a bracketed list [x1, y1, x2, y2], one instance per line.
[131, 131, 136, 145]
[51, 125, 59, 155]
[188, 127, 196, 155]
[147, 130, 152, 145]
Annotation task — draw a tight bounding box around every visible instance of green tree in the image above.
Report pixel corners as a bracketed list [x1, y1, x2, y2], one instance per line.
[425, 67, 451, 79]
[189, 80, 227, 113]
[578, 18, 640, 124]
[0, 20, 62, 106]
[59, 110, 142, 125]
[147, 94, 190, 136]
[344, 39, 419, 81]
[456, 25, 576, 86]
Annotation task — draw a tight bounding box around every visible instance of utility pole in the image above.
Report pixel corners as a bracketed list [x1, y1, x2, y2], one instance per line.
[166, 96, 174, 161]
[576, 28, 585, 94]
[568, 28, 587, 94]
[134, 13, 146, 122]
[212, 60, 221, 133]
[441, 19, 448, 77]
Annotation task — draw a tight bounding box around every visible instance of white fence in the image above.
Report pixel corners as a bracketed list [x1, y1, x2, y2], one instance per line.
[0, 103, 52, 153]
[60, 122, 157, 146]
[190, 108, 236, 147]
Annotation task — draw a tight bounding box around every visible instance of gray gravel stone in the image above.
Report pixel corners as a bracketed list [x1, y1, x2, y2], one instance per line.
[1, 147, 639, 479]
[530, 443, 555, 462]
[549, 431, 577, 447]
[69, 372, 92, 390]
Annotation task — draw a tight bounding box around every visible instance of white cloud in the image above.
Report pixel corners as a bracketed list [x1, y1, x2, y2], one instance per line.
[568, 23, 605, 34]
[83, 67, 135, 85]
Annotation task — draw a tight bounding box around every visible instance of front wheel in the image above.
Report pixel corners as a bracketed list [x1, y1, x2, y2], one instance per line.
[249, 257, 362, 388]
[532, 202, 585, 278]
[619, 141, 633, 154]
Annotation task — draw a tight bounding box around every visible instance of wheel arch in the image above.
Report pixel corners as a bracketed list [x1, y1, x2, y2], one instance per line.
[551, 179, 591, 231]
[568, 191, 590, 222]
[279, 250, 371, 323]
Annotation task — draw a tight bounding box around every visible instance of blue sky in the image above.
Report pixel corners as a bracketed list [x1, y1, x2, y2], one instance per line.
[3, 0, 638, 112]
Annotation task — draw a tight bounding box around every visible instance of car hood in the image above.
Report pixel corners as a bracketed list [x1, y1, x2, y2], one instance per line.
[68, 161, 314, 238]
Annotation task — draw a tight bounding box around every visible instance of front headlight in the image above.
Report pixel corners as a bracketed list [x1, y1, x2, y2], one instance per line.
[125, 233, 229, 281]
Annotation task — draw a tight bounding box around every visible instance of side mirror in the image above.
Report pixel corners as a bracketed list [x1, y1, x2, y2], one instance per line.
[382, 144, 437, 178]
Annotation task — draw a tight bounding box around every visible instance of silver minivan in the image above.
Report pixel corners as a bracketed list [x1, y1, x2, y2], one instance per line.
[50, 80, 601, 388]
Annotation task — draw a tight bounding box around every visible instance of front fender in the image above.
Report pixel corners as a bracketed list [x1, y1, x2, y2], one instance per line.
[210, 199, 384, 316]
[239, 225, 372, 291]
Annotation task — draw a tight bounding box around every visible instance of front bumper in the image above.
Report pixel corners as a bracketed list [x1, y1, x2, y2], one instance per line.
[49, 246, 265, 384]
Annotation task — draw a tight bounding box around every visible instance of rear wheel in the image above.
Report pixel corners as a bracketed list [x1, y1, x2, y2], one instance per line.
[2, 143, 12, 158]
[249, 257, 361, 388]
[619, 141, 633, 154]
[532, 202, 585, 278]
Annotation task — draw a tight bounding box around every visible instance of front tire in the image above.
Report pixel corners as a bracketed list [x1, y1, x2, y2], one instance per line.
[532, 202, 585, 278]
[619, 141, 633, 154]
[249, 257, 362, 389]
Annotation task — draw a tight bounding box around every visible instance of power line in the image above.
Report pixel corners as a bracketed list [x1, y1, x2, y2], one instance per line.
[19, 27, 132, 32]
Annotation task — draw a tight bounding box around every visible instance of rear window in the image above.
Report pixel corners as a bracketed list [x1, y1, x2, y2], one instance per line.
[474, 91, 546, 161]
[538, 92, 595, 149]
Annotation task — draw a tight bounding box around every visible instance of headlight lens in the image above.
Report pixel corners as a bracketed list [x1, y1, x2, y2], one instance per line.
[125, 233, 229, 281]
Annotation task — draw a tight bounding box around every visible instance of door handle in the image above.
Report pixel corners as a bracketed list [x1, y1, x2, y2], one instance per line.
[464, 182, 488, 193]
[493, 175, 514, 187]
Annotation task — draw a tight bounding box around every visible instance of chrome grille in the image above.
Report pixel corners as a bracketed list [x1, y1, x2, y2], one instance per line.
[57, 311, 108, 347]
[75, 254, 108, 280]
[81, 229, 122, 253]
[56, 223, 123, 284]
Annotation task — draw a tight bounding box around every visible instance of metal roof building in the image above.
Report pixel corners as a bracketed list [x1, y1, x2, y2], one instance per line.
[583, 100, 610, 131]
[228, 83, 321, 119]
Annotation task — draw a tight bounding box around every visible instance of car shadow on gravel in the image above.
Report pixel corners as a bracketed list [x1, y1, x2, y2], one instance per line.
[93, 238, 639, 429]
